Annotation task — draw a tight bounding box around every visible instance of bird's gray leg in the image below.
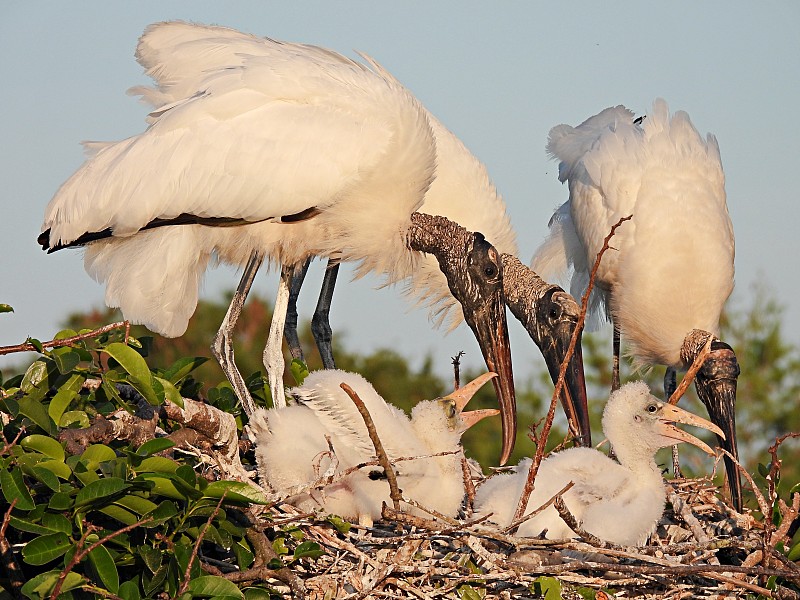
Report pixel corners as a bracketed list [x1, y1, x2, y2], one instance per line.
[612, 324, 621, 391]
[664, 366, 683, 478]
[264, 266, 292, 409]
[312, 259, 340, 369]
[211, 250, 262, 418]
[284, 258, 311, 362]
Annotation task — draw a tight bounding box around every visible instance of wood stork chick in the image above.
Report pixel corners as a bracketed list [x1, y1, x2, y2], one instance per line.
[532, 100, 741, 508]
[473, 381, 724, 546]
[250, 370, 498, 525]
[39, 21, 591, 463]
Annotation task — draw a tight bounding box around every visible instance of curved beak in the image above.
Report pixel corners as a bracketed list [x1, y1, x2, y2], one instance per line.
[536, 289, 591, 447]
[656, 402, 725, 456]
[500, 256, 590, 449]
[694, 342, 742, 511]
[445, 372, 501, 430]
[463, 292, 516, 465]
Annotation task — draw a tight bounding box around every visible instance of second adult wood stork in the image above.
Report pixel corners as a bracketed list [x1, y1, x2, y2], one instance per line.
[39, 21, 591, 463]
[532, 100, 741, 509]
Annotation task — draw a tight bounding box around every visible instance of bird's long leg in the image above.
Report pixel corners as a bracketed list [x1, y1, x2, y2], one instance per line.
[311, 259, 340, 369]
[264, 266, 292, 409]
[612, 324, 621, 391]
[284, 258, 312, 362]
[664, 366, 683, 478]
[211, 250, 263, 418]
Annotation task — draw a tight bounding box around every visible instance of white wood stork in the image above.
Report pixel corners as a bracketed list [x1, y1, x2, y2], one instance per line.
[39, 21, 591, 463]
[249, 369, 499, 525]
[532, 100, 741, 509]
[473, 380, 724, 546]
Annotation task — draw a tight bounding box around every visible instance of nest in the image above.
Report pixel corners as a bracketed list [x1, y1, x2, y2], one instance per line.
[255, 476, 800, 600]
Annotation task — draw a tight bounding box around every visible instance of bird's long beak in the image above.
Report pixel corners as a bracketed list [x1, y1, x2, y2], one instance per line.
[464, 294, 516, 465]
[501, 255, 591, 450]
[656, 403, 725, 456]
[445, 372, 501, 430]
[536, 290, 591, 447]
[692, 340, 742, 511]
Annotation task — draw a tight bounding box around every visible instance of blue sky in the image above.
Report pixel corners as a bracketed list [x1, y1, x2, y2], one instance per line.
[1, 2, 798, 385]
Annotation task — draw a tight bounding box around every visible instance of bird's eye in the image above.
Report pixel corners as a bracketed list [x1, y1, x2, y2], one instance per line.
[446, 401, 457, 419]
[484, 264, 497, 279]
[647, 404, 658, 413]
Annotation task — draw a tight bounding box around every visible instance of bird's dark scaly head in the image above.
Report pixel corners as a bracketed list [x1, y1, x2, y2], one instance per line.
[456, 233, 516, 462]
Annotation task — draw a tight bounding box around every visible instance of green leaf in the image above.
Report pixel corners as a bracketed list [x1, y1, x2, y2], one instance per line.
[188, 575, 244, 599]
[0, 303, 13, 313]
[21, 434, 65, 461]
[137, 438, 175, 457]
[788, 540, 800, 561]
[293, 540, 325, 560]
[162, 356, 208, 384]
[31, 465, 61, 491]
[203, 481, 271, 505]
[457, 584, 485, 600]
[99, 504, 138, 526]
[59, 410, 90, 428]
[272, 537, 288, 557]
[327, 515, 351, 534]
[48, 373, 84, 425]
[103, 342, 160, 405]
[22, 570, 83, 599]
[0, 467, 35, 510]
[20, 359, 49, 393]
[244, 589, 272, 600]
[82, 444, 117, 463]
[119, 580, 143, 600]
[37, 458, 72, 480]
[75, 477, 130, 508]
[290, 359, 310, 385]
[154, 376, 183, 408]
[48, 491, 74, 511]
[50, 347, 81, 374]
[21, 532, 71, 565]
[89, 544, 120, 593]
[531, 576, 562, 600]
[137, 456, 179, 474]
[18, 395, 56, 435]
[26, 337, 44, 354]
[41, 513, 72, 535]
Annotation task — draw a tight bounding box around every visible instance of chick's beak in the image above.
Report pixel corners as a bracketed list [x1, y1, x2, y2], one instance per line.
[656, 403, 725, 456]
[443, 372, 501, 431]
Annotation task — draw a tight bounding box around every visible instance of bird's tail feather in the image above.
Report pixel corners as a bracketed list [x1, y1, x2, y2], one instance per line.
[84, 226, 211, 337]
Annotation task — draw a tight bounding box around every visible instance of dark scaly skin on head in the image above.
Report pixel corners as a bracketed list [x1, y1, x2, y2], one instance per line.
[407, 212, 516, 464]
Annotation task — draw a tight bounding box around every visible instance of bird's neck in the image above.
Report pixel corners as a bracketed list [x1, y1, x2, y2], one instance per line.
[611, 440, 664, 483]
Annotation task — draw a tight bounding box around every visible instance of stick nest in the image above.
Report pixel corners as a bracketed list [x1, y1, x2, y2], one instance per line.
[257, 476, 800, 600]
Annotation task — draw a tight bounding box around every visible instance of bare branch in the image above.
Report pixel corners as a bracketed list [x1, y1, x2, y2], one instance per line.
[0, 321, 130, 355]
[340, 382, 403, 510]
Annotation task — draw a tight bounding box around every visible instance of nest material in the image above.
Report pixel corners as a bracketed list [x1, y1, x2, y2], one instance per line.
[258, 477, 800, 600]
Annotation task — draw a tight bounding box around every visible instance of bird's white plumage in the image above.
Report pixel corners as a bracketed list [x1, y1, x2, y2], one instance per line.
[43, 21, 516, 337]
[473, 381, 717, 546]
[532, 100, 734, 366]
[250, 369, 476, 522]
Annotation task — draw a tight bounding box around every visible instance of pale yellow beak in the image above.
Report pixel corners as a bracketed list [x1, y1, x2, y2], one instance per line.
[656, 402, 726, 456]
[443, 372, 500, 430]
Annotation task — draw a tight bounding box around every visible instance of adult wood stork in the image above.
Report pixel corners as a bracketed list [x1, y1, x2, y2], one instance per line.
[531, 100, 741, 509]
[473, 380, 724, 546]
[38, 21, 589, 463]
[249, 369, 499, 525]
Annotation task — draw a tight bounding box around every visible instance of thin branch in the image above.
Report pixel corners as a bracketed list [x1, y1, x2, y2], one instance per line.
[451, 351, 465, 390]
[512, 215, 632, 524]
[0, 499, 24, 592]
[504, 481, 575, 534]
[668, 335, 713, 405]
[0, 321, 130, 355]
[174, 494, 227, 599]
[553, 496, 608, 547]
[51, 518, 152, 599]
[340, 382, 402, 511]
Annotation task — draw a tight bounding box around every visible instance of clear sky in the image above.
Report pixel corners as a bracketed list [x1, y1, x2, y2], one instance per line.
[1, 2, 798, 385]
